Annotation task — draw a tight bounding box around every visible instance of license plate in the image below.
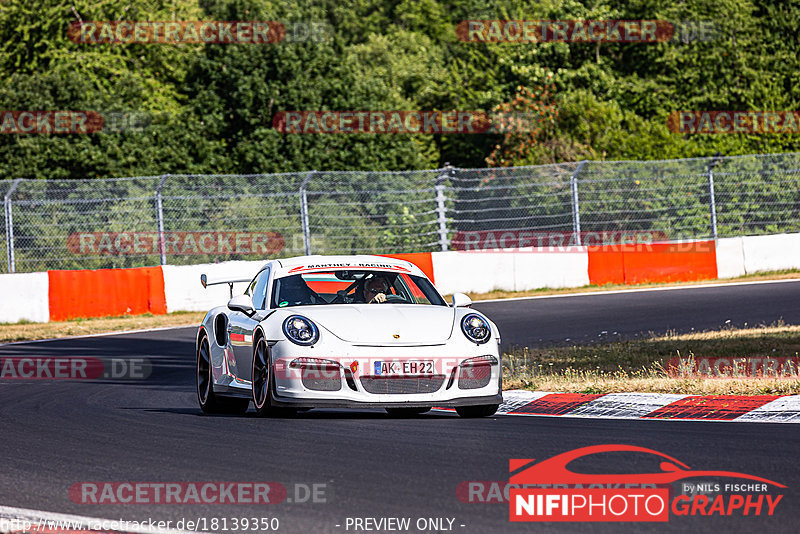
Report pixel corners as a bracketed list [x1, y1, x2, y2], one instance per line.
[373, 360, 434, 376]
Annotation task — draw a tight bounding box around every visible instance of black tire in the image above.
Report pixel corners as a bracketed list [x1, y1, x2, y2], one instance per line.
[197, 335, 250, 415]
[455, 404, 499, 418]
[252, 337, 295, 417]
[385, 407, 431, 417]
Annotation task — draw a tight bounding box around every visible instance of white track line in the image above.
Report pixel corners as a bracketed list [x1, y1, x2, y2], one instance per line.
[0, 505, 197, 534]
[474, 277, 800, 303]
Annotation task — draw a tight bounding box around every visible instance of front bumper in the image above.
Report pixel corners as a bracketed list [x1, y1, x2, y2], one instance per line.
[269, 338, 502, 408]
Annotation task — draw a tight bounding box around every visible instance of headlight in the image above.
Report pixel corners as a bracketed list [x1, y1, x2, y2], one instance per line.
[461, 313, 491, 344]
[282, 315, 319, 346]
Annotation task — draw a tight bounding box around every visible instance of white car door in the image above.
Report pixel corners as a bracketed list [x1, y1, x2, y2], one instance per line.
[228, 267, 270, 382]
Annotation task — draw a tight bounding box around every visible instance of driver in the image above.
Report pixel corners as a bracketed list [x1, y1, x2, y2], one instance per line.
[362, 276, 390, 303]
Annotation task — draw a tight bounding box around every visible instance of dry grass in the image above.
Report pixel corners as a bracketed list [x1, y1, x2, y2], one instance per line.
[503, 323, 800, 395]
[0, 312, 206, 343]
[468, 269, 800, 301]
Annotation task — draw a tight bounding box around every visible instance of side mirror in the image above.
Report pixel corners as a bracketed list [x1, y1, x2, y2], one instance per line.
[227, 295, 255, 316]
[451, 292, 472, 308]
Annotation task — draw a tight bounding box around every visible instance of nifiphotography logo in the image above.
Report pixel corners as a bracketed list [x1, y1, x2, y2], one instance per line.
[508, 445, 785, 522]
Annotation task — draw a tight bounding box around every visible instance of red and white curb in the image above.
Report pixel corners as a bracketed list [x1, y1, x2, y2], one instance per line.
[437, 390, 800, 422]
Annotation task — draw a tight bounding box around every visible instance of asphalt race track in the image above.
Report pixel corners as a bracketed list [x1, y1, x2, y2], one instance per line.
[1, 280, 800, 534]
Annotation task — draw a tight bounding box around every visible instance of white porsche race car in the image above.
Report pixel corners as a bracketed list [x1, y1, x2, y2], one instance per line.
[195, 255, 502, 417]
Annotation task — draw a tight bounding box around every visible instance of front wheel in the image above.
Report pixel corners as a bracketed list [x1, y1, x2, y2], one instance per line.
[455, 404, 498, 418]
[252, 337, 295, 417]
[197, 335, 249, 415]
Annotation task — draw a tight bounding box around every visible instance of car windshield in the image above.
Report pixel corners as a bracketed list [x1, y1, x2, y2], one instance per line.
[271, 269, 447, 308]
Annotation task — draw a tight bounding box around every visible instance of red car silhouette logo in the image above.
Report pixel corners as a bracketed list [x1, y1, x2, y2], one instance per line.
[510, 444, 785, 487]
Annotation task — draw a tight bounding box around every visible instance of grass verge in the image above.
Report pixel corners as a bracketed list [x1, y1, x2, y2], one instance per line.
[503, 323, 800, 395]
[0, 311, 206, 344]
[467, 269, 800, 301]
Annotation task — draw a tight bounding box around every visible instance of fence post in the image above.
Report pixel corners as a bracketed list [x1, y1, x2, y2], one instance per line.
[299, 171, 315, 256]
[707, 153, 721, 240]
[4, 178, 23, 273]
[570, 160, 587, 246]
[435, 165, 452, 252]
[155, 174, 169, 265]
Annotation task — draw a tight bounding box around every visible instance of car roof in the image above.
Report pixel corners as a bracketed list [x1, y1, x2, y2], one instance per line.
[269, 255, 426, 278]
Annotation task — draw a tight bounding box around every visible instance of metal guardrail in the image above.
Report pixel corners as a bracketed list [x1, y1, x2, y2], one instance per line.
[3, 152, 800, 273]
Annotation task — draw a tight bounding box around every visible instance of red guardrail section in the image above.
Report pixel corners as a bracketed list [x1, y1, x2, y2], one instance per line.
[48, 266, 167, 321]
[588, 242, 717, 285]
[42, 246, 714, 321]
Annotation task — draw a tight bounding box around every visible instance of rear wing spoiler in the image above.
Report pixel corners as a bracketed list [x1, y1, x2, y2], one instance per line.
[200, 274, 252, 298]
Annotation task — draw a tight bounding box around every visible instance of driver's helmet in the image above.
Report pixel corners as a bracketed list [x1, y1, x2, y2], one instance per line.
[277, 275, 317, 306]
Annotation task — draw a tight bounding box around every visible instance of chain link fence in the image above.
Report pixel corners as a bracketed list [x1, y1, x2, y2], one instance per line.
[3, 152, 800, 273]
